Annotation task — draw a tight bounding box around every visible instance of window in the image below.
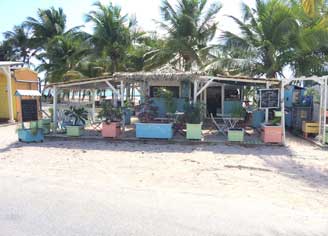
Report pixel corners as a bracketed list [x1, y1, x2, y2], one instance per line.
[150, 86, 180, 98]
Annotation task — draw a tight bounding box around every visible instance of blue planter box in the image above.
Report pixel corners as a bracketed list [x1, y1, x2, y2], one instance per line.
[18, 128, 44, 143]
[136, 123, 173, 139]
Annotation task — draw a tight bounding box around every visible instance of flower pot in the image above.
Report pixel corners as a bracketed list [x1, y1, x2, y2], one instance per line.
[186, 123, 202, 140]
[136, 123, 173, 139]
[261, 124, 282, 143]
[101, 122, 121, 138]
[228, 128, 244, 142]
[66, 126, 83, 137]
[302, 121, 319, 134]
[18, 128, 44, 143]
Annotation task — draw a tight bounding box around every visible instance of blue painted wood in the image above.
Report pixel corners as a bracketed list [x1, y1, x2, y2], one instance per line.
[123, 108, 132, 125]
[284, 85, 305, 108]
[181, 81, 190, 98]
[136, 123, 173, 139]
[151, 98, 186, 117]
[252, 110, 265, 128]
[18, 128, 44, 143]
[285, 109, 292, 127]
[224, 101, 242, 115]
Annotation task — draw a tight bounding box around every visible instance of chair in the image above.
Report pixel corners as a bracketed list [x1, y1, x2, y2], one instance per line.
[210, 113, 226, 136]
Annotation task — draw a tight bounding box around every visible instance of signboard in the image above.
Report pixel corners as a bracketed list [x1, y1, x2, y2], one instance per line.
[21, 99, 38, 122]
[259, 89, 280, 109]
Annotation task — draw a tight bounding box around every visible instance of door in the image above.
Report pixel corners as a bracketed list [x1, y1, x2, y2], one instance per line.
[21, 99, 38, 121]
[206, 86, 222, 117]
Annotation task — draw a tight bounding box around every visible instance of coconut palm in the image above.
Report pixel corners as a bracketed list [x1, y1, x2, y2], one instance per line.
[144, 0, 221, 71]
[85, 1, 132, 73]
[25, 7, 67, 48]
[2, 24, 34, 65]
[215, 0, 299, 78]
[301, 0, 324, 17]
[37, 33, 90, 83]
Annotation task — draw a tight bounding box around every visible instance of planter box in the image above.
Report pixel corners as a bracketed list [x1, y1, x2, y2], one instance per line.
[18, 128, 44, 143]
[186, 123, 202, 140]
[302, 121, 319, 134]
[66, 126, 83, 137]
[38, 119, 51, 134]
[102, 122, 121, 138]
[228, 128, 244, 142]
[261, 124, 282, 143]
[136, 123, 173, 139]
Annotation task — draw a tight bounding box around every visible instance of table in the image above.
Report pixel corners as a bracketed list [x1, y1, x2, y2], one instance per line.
[216, 114, 244, 129]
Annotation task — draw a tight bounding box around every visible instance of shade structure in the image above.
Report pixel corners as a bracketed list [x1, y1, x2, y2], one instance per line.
[15, 89, 41, 97]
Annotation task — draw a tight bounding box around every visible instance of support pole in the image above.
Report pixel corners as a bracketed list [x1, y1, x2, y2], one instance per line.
[4, 66, 15, 123]
[193, 80, 198, 103]
[91, 89, 96, 121]
[265, 82, 270, 123]
[281, 81, 286, 145]
[221, 85, 225, 115]
[120, 81, 125, 132]
[53, 86, 58, 133]
[323, 78, 327, 144]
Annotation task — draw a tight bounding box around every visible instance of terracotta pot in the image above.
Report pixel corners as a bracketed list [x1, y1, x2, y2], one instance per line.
[101, 122, 121, 138]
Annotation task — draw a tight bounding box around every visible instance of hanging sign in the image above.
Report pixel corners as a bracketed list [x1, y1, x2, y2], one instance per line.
[259, 89, 280, 109]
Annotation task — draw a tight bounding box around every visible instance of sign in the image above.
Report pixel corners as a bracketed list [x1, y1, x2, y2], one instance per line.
[259, 89, 280, 109]
[21, 99, 38, 122]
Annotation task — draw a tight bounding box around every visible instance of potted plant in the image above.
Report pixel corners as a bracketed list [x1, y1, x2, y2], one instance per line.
[64, 106, 88, 137]
[17, 121, 44, 143]
[135, 97, 173, 139]
[184, 102, 203, 140]
[98, 101, 122, 138]
[228, 128, 244, 142]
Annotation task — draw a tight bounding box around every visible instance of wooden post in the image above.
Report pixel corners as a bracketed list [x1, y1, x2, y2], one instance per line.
[193, 80, 198, 103]
[120, 81, 125, 132]
[91, 89, 96, 121]
[4, 66, 15, 123]
[53, 86, 58, 133]
[221, 85, 225, 115]
[265, 82, 270, 123]
[281, 81, 286, 145]
[323, 78, 327, 144]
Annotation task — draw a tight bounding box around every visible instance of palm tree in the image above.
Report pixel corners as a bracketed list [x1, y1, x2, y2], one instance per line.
[24, 7, 67, 48]
[85, 1, 132, 73]
[37, 33, 90, 83]
[301, 0, 324, 17]
[216, 0, 299, 78]
[144, 0, 221, 71]
[2, 24, 34, 65]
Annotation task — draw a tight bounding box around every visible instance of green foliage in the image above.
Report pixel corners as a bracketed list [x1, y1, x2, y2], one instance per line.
[156, 88, 177, 113]
[145, 0, 221, 71]
[137, 97, 158, 123]
[184, 102, 204, 124]
[98, 101, 122, 123]
[64, 106, 88, 126]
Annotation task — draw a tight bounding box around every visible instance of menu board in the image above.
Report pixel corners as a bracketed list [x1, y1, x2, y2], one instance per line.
[21, 99, 38, 122]
[259, 89, 280, 109]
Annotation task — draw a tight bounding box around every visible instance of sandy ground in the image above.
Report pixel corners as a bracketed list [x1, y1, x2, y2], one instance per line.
[0, 125, 328, 235]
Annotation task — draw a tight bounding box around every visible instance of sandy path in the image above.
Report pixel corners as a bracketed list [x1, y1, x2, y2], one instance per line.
[0, 125, 328, 235]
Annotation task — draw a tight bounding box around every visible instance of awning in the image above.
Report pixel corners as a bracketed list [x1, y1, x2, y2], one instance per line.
[15, 90, 41, 97]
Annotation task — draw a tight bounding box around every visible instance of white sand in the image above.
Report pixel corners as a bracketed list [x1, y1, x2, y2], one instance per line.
[0, 125, 328, 235]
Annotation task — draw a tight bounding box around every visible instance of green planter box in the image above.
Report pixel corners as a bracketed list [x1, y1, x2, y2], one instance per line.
[186, 123, 202, 140]
[228, 128, 244, 142]
[66, 126, 83, 137]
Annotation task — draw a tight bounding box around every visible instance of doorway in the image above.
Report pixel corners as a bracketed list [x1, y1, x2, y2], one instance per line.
[206, 86, 222, 117]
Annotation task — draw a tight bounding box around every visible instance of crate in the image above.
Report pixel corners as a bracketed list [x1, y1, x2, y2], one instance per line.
[302, 121, 319, 134]
[261, 124, 282, 144]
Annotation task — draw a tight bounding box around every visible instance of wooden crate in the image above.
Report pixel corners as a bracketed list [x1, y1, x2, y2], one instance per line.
[302, 121, 319, 134]
[261, 124, 282, 144]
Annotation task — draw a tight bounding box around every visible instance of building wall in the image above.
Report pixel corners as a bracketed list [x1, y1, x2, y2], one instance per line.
[0, 74, 9, 119]
[0, 68, 39, 121]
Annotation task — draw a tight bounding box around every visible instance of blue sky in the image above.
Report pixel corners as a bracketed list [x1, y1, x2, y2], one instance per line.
[0, 0, 255, 41]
